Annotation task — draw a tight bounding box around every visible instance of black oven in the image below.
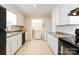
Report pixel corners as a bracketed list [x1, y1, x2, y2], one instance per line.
[22, 32, 25, 45]
[75, 29, 79, 43]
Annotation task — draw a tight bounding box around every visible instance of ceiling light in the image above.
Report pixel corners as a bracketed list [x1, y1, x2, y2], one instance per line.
[33, 4, 36, 7]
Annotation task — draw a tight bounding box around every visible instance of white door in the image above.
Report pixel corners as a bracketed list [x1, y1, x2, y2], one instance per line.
[32, 19, 43, 39]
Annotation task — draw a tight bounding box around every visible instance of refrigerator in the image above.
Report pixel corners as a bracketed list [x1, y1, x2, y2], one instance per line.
[0, 6, 6, 55]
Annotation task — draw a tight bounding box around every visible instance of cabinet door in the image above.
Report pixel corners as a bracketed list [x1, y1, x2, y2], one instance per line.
[6, 37, 12, 55]
[17, 34, 22, 49]
[47, 34, 50, 44]
[47, 34, 50, 45]
[7, 10, 17, 26]
[11, 35, 17, 55]
[47, 34, 58, 55]
[52, 36, 58, 55]
[17, 15, 24, 26]
[48, 34, 52, 46]
[43, 32, 48, 41]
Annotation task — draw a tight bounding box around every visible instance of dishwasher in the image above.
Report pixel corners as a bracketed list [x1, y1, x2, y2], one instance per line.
[22, 32, 25, 45]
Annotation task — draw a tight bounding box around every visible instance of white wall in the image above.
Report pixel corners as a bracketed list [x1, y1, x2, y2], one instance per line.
[24, 17, 32, 40]
[56, 25, 79, 35]
[24, 16, 52, 40]
[1, 4, 25, 26]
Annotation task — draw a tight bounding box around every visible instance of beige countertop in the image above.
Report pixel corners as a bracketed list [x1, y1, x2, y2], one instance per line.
[48, 31, 76, 45]
[6, 30, 27, 38]
[7, 32, 22, 38]
[56, 32, 75, 37]
[48, 31, 75, 38]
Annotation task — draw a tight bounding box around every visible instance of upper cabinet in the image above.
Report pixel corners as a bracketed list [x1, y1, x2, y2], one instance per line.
[17, 14, 24, 26]
[53, 4, 79, 25]
[59, 5, 72, 25]
[54, 6, 61, 25]
[7, 10, 24, 26]
[7, 10, 17, 26]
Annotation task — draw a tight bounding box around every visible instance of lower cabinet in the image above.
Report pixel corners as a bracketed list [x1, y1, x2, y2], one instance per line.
[11, 36, 17, 54]
[6, 33, 22, 55]
[17, 34, 22, 49]
[6, 37, 12, 55]
[48, 34, 58, 55]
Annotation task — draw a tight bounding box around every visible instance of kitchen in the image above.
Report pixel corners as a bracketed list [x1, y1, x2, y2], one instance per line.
[0, 5, 27, 55]
[0, 4, 79, 55]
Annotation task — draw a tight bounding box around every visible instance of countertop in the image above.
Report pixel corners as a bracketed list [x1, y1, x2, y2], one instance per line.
[6, 30, 27, 38]
[56, 32, 75, 37]
[48, 32, 79, 49]
[48, 31, 75, 38]
[48, 31, 76, 45]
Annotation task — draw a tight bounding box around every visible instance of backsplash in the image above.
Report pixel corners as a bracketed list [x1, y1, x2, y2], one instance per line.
[6, 26, 22, 32]
[56, 24, 79, 35]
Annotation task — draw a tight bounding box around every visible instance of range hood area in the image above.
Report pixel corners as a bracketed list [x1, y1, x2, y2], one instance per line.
[68, 7, 79, 16]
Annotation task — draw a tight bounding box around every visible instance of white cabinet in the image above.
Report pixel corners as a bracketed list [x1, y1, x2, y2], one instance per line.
[6, 35, 17, 55]
[16, 13, 24, 26]
[17, 15, 24, 26]
[54, 6, 61, 25]
[48, 34, 52, 46]
[42, 32, 48, 41]
[52, 5, 75, 25]
[6, 37, 12, 55]
[47, 34, 58, 55]
[7, 10, 24, 26]
[11, 35, 18, 54]
[17, 34, 22, 49]
[7, 10, 17, 26]
[6, 33, 22, 55]
[51, 36, 58, 55]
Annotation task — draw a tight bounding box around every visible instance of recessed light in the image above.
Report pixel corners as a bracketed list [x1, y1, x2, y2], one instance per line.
[33, 4, 36, 7]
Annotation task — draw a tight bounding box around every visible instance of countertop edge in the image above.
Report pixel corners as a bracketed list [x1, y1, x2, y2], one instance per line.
[7, 30, 27, 38]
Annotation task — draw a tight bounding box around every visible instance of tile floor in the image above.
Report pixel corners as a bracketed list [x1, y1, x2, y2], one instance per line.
[16, 40, 53, 55]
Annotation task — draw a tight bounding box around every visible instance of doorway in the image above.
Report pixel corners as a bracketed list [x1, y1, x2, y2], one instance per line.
[31, 19, 44, 40]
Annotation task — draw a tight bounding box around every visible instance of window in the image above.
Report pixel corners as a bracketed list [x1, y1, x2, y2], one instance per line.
[70, 16, 79, 24]
[7, 10, 17, 26]
[32, 19, 43, 30]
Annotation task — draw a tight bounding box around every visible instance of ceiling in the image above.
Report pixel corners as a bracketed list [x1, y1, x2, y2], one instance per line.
[15, 4, 57, 17]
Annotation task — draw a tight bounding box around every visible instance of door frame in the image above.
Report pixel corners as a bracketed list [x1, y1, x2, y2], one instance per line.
[31, 19, 44, 40]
